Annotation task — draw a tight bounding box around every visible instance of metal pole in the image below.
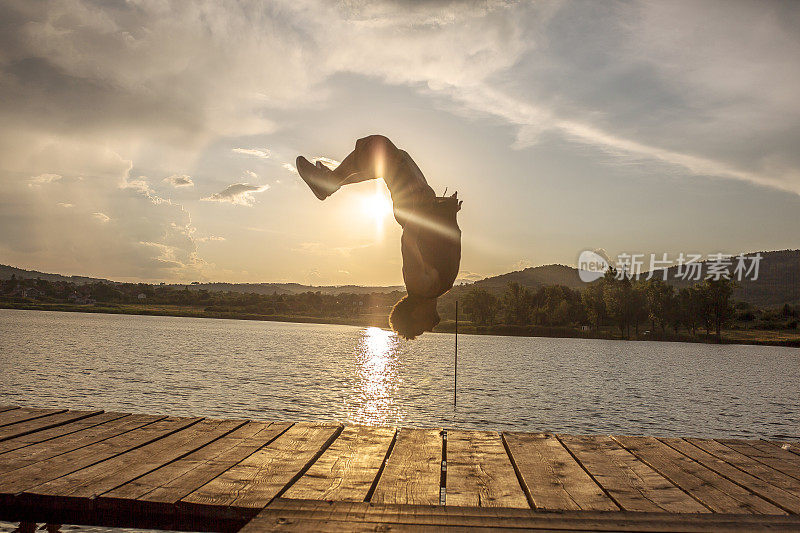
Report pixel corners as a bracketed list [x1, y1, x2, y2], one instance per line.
[454, 300, 458, 410]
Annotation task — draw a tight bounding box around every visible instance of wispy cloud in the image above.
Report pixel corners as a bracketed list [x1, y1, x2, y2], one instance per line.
[28, 173, 62, 187]
[163, 174, 194, 188]
[292, 241, 372, 257]
[92, 212, 110, 223]
[232, 148, 270, 159]
[202, 183, 270, 206]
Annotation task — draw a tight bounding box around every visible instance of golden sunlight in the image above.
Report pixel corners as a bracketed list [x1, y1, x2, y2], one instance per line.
[347, 326, 403, 426]
[360, 181, 393, 228]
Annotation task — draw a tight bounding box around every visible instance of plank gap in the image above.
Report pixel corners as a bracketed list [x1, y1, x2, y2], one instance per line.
[363, 426, 398, 503]
[555, 433, 624, 511]
[611, 436, 717, 513]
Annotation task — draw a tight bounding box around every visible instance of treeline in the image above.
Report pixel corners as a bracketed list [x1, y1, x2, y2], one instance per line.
[3, 273, 798, 338]
[0, 274, 402, 319]
[461, 270, 799, 340]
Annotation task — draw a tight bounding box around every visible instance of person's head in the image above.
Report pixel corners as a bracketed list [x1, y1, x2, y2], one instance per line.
[389, 295, 440, 340]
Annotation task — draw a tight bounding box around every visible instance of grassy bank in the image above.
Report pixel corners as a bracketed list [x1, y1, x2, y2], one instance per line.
[3, 301, 799, 348]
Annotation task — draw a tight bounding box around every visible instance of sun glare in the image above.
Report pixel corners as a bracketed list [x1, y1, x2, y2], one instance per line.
[361, 183, 393, 227]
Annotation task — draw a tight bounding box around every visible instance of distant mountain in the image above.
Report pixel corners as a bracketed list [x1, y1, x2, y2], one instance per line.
[448, 250, 799, 308]
[0, 264, 403, 295]
[0, 264, 110, 285]
[176, 282, 404, 296]
[658, 249, 800, 307]
[3, 249, 798, 307]
[470, 264, 586, 291]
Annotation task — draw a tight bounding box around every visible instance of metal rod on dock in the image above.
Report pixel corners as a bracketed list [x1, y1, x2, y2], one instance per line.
[454, 300, 458, 410]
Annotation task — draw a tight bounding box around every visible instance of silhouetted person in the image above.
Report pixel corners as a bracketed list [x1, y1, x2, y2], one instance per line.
[296, 135, 462, 339]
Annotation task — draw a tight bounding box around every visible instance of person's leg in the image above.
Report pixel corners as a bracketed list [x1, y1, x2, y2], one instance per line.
[330, 135, 404, 186]
[297, 135, 434, 204]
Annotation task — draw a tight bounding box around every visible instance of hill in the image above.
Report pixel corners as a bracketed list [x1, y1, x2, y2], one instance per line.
[0, 264, 110, 285]
[3, 248, 797, 307]
[445, 250, 800, 308]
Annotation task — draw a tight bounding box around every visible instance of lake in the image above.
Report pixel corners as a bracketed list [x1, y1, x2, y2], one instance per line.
[1, 308, 798, 440]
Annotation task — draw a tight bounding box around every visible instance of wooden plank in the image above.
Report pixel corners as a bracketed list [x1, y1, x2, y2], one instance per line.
[559, 435, 707, 513]
[771, 441, 800, 457]
[0, 410, 103, 443]
[688, 438, 800, 496]
[614, 436, 782, 514]
[240, 498, 800, 532]
[28, 418, 246, 499]
[660, 437, 800, 514]
[283, 425, 395, 502]
[0, 407, 66, 427]
[0, 412, 130, 455]
[0, 416, 199, 494]
[502, 432, 616, 511]
[370, 428, 442, 506]
[445, 430, 528, 508]
[101, 421, 289, 505]
[0, 406, 19, 413]
[0, 413, 162, 475]
[180, 422, 341, 513]
[717, 439, 800, 481]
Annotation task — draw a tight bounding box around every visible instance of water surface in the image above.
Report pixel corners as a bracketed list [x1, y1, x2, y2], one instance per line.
[1, 308, 798, 439]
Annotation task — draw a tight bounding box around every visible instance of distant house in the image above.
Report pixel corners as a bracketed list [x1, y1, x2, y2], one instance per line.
[10, 286, 41, 299]
[137, 293, 147, 300]
[580, 325, 591, 332]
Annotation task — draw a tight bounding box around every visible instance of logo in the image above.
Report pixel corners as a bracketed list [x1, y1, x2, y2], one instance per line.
[578, 250, 609, 282]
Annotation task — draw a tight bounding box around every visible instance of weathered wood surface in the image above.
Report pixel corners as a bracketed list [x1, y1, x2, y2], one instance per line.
[614, 435, 784, 514]
[101, 421, 289, 506]
[283, 425, 395, 502]
[559, 434, 707, 513]
[370, 427, 442, 506]
[180, 422, 341, 516]
[242, 498, 800, 532]
[0, 405, 798, 532]
[0, 408, 66, 428]
[446, 430, 528, 508]
[503, 432, 617, 511]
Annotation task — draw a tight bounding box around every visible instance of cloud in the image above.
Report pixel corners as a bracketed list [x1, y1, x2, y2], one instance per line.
[202, 183, 269, 206]
[29, 173, 62, 185]
[457, 270, 484, 282]
[1, 0, 798, 284]
[282, 163, 298, 174]
[57, 202, 74, 208]
[197, 235, 226, 242]
[92, 212, 110, 223]
[511, 259, 534, 271]
[312, 157, 341, 169]
[232, 148, 271, 159]
[292, 241, 372, 257]
[163, 174, 194, 188]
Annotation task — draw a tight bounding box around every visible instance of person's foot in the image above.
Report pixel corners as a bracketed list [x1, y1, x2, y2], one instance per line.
[296, 156, 338, 200]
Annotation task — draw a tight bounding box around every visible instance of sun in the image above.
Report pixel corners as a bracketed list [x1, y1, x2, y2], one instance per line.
[361, 185, 393, 224]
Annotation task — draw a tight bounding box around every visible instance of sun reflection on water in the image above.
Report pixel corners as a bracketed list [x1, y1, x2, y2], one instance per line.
[347, 326, 404, 426]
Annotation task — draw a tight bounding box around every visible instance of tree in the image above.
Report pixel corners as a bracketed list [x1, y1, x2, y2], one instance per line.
[631, 283, 648, 337]
[603, 269, 634, 338]
[502, 282, 532, 325]
[581, 282, 606, 330]
[644, 279, 675, 333]
[701, 277, 736, 341]
[462, 287, 499, 326]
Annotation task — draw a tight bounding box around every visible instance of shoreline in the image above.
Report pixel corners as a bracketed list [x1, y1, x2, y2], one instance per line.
[2, 302, 799, 348]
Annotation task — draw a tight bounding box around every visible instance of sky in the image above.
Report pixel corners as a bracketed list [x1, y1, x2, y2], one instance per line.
[1, 0, 799, 286]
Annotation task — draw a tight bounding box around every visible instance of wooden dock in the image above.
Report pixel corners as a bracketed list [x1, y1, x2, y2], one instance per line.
[0, 405, 799, 531]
